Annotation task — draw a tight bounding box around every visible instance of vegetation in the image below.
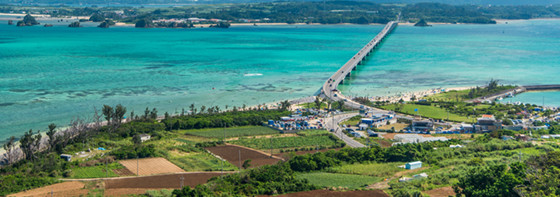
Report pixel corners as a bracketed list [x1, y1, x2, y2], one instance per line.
[183, 126, 278, 139]
[70, 162, 122, 178]
[172, 164, 318, 196]
[68, 21, 80, 27]
[230, 134, 344, 151]
[16, 14, 39, 26]
[296, 172, 381, 189]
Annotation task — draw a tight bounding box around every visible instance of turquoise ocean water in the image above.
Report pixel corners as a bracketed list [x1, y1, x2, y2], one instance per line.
[1, 19, 560, 141]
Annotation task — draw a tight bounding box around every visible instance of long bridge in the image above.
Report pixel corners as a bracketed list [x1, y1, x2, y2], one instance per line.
[321, 21, 398, 109]
[320, 21, 398, 148]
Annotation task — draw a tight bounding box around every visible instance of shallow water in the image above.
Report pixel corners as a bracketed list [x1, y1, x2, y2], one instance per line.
[1, 19, 560, 141]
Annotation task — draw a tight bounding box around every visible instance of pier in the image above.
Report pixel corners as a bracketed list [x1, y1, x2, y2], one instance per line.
[321, 21, 398, 109]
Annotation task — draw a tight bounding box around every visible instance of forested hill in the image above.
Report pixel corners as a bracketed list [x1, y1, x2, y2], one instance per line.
[1, 0, 559, 6]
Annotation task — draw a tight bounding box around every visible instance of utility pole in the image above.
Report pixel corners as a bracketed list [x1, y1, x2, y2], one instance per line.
[238, 150, 242, 169]
[137, 156, 139, 176]
[270, 137, 273, 158]
[180, 175, 184, 188]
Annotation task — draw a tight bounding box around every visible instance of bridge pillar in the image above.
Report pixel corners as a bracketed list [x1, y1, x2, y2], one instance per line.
[352, 66, 357, 70]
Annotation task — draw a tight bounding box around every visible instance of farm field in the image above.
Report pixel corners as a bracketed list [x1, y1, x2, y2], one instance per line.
[183, 126, 279, 138]
[296, 172, 382, 190]
[229, 135, 344, 151]
[70, 162, 124, 178]
[205, 144, 282, 168]
[119, 157, 185, 176]
[263, 189, 390, 197]
[326, 162, 405, 178]
[104, 172, 229, 189]
[8, 182, 88, 197]
[169, 151, 238, 172]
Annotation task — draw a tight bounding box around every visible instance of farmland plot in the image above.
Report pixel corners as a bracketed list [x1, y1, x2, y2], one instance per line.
[119, 157, 185, 176]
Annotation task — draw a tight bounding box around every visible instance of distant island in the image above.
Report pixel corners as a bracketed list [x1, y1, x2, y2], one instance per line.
[5, 2, 560, 28]
[16, 14, 39, 26]
[414, 19, 432, 27]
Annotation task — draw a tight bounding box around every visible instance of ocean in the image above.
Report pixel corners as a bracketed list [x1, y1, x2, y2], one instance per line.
[1, 18, 559, 141]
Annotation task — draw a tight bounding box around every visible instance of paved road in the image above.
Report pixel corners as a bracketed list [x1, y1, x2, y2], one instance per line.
[323, 112, 366, 148]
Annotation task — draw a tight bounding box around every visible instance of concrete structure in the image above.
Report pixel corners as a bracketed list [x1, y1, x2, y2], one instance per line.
[405, 161, 422, 170]
[139, 134, 151, 142]
[393, 134, 448, 145]
[412, 120, 433, 132]
[476, 115, 502, 133]
[321, 21, 398, 110]
[60, 154, 72, 161]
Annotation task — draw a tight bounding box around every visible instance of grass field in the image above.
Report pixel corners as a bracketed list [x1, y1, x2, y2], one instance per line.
[326, 162, 405, 178]
[380, 104, 473, 123]
[168, 152, 237, 172]
[183, 126, 279, 139]
[297, 172, 382, 189]
[230, 135, 343, 150]
[71, 162, 122, 178]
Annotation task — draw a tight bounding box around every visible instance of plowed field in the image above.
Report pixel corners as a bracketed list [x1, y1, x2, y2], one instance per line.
[104, 172, 228, 189]
[119, 157, 185, 176]
[205, 144, 282, 168]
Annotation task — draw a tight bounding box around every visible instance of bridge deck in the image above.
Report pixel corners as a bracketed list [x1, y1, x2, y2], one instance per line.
[321, 21, 398, 109]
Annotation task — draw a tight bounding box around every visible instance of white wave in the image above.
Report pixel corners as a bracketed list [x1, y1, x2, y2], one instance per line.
[243, 73, 263, 77]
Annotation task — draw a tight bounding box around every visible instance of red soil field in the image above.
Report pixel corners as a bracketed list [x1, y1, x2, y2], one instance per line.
[105, 172, 229, 189]
[205, 144, 282, 168]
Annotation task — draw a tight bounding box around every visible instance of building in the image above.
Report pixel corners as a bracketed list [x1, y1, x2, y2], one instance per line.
[392, 134, 448, 145]
[60, 154, 72, 161]
[412, 120, 433, 132]
[475, 115, 502, 133]
[139, 134, 151, 142]
[515, 134, 531, 141]
[461, 124, 474, 133]
[405, 161, 422, 170]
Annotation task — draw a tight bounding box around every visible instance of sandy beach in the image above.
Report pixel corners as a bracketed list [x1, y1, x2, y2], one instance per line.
[364, 86, 474, 103]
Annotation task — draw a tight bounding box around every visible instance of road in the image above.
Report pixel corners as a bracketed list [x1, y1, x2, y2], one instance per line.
[323, 112, 366, 148]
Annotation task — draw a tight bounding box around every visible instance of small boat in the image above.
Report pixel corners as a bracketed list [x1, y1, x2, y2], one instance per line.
[44, 24, 53, 27]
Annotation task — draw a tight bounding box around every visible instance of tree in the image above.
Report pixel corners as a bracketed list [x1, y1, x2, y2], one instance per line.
[114, 104, 127, 125]
[150, 108, 158, 120]
[144, 107, 150, 120]
[19, 129, 41, 161]
[454, 164, 523, 197]
[242, 159, 252, 169]
[46, 123, 57, 151]
[314, 97, 323, 109]
[132, 135, 142, 145]
[280, 100, 291, 111]
[102, 105, 114, 125]
[333, 100, 343, 111]
[190, 104, 195, 115]
[2, 136, 16, 164]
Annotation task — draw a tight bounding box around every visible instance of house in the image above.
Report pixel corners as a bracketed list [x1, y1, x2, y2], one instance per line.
[139, 134, 151, 142]
[405, 161, 422, 170]
[60, 154, 72, 161]
[475, 115, 502, 133]
[412, 120, 433, 132]
[461, 124, 474, 133]
[515, 134, 531, 141]
[359, 123, 369, 130]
